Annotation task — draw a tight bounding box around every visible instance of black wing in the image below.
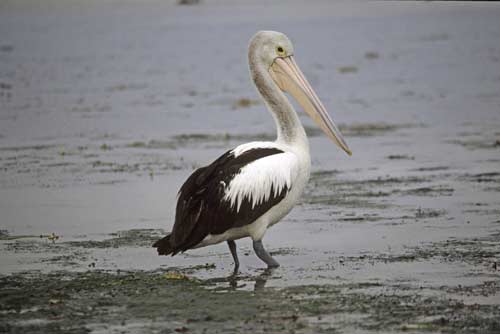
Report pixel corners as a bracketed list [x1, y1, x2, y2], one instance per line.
[168, 147, 289, 253]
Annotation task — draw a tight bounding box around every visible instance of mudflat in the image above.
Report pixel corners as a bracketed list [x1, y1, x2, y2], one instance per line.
[1, 1, 499, 333]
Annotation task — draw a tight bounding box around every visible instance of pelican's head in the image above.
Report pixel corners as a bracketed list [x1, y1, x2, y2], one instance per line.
[249, 31, 295, 69]
[249, 31, 352, 156]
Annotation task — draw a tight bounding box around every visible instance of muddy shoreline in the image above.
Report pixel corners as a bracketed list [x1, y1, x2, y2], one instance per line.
[1, 1, 500, 333]
[1, 268, 499, 334]
[1, 223, 499, 333]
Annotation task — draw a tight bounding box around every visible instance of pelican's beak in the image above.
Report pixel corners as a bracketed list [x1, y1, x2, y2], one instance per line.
[269, 56, 352, 156]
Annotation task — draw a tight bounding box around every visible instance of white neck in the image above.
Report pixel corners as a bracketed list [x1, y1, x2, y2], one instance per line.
[248, 55, 309, 150]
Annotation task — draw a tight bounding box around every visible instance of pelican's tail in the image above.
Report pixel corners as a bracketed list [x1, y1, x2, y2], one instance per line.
[153, 233, 174, 255]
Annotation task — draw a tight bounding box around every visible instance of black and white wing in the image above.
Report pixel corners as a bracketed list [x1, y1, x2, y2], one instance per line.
[164, 145, 299, 254]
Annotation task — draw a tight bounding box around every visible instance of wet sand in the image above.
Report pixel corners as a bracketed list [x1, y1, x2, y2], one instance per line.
[1, 0, 500, 333]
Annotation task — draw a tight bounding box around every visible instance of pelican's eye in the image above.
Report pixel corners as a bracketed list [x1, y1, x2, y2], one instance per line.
[276, 46, 286, 56]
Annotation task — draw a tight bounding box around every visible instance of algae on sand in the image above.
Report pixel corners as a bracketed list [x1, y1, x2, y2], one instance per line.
[1, 270, 499, 334]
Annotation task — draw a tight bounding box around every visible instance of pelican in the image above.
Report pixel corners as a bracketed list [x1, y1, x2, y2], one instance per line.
[153, 31, 351, 272]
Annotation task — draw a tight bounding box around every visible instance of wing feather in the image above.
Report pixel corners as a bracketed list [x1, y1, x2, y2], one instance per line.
[168, 146, 296, 253]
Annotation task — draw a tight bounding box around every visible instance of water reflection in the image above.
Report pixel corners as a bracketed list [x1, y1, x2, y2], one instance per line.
[204, 268, 277, 292]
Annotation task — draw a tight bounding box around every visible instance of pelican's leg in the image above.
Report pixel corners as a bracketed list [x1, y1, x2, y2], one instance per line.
[253, 240, 280, 268]
[227, 240, 239, 273]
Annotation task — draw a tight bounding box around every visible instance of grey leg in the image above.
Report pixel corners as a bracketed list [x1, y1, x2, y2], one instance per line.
[253, 240, 280, 268]
[227, 240, 239, 273]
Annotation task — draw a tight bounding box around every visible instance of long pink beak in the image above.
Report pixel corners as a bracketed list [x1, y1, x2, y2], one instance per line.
[269, 56, 352, 156]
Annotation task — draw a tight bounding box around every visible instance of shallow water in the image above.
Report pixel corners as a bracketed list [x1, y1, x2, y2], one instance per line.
[1, 0, 500, 333]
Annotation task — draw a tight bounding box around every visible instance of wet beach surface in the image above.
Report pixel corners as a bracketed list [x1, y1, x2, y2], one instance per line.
[1, 1, 500, 333]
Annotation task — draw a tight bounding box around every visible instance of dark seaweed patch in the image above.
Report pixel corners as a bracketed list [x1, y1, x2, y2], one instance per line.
[448, 139, 500, 150]
[305, 123, 419, 138]
[386, 154, 415, 160]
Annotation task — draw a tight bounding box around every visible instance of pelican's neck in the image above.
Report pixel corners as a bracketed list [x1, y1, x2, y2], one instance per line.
[249, 56, 308, 149]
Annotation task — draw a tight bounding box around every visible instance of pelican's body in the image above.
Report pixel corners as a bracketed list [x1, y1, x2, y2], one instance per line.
[195, 139, 310, 248]
[154, 31, 351, 271]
